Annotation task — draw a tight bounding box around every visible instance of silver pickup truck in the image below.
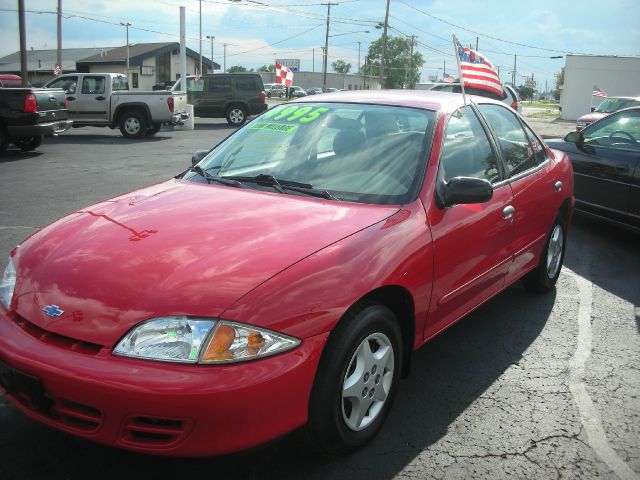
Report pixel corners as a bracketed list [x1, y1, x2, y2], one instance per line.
[45, 73, 189, 138]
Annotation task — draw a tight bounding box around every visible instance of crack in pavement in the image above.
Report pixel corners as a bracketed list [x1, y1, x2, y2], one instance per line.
[565, 268, 640, 480]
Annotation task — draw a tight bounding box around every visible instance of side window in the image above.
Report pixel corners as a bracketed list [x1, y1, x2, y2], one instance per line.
[236, 77, 257, 93]
[440, 107, 500, 183]
[479, 103, 538, 177]
[81, 76, 105, 94]
[583, 110, 640, 151]
[186, 77, 204, 92]
[207, 77, 230, 93]
[48, 76, 77, 94]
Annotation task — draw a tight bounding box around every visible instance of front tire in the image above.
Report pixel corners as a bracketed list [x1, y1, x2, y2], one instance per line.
[522, 215, 566, 293]
[119, 111, 147, 138]
[225, 105, 247, 126]
[303, 302, 402, 455]
[14, 135, 43, 152]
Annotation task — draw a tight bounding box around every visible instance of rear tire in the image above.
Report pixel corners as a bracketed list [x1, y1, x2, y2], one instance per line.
[303, 302, 402, 455]
[0, 127, 9, 155]
[119, 111, 147, 138]
[225, 105, 247, 126]
[14, 135, 43, 152]
[522, 215, 566, 293]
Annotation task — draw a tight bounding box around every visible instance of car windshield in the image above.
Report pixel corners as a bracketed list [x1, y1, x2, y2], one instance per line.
[595, 98, 639, 113]
[186, 102, 435, 205]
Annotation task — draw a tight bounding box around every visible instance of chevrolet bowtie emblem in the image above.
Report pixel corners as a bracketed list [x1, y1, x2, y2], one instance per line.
[42, 305, 64, 317]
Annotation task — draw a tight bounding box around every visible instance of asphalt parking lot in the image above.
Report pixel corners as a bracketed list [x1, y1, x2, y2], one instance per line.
[0, 115, 638, 480]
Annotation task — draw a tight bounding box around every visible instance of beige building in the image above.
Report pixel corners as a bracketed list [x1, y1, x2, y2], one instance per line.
[77, 42, 219, 90]
[560, 55, 640, 120]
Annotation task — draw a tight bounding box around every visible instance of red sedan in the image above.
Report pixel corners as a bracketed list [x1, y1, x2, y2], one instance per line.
[0, 90, 574, 456]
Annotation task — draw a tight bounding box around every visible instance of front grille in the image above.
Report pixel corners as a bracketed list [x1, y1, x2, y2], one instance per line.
[120, 416, 192, 448]
[12, 314, 103, 355]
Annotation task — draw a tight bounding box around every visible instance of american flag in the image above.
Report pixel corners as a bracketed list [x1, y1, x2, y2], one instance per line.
[195, 69, 201, 82]
[592, 85, 607, 98]
[53, 64, 61, 76]
[443, 74, 455, 84]
[275, 63, 293, 87]
[453, 35, 502, 97]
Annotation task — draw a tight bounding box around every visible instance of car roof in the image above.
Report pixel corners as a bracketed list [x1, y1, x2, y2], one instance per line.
[293, 89, 505, 114]
[600, 96, 640, 101]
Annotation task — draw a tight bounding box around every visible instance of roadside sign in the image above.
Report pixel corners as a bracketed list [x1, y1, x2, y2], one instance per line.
[275, 59, 300, 73]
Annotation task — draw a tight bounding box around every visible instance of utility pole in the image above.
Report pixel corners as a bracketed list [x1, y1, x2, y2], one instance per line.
[312, 47, 315, 72]
[18, 0, 27, 86]
[379, 0, 391, 86]
[199, 0, 203, 75]
[120, 22, 131, 74]
[206, 35, 214, 74]
[476, 36, 478, 51]
[512, 54, 517, 86]
[357, 41, 361, 74]
[322, 2, 338, 90]
[57, 0, 62, 75]
[409, 35, 416, 89]
[223, 43, 227, 73]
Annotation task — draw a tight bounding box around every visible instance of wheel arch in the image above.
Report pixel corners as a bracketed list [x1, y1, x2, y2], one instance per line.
[113, 103, 152, 127]
[346, 285, 416, 379]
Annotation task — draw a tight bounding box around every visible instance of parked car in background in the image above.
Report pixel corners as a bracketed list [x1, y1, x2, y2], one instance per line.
[575, 96, 640, 131]
[290, 86, 307, 98]
[323, 87, 340, 93]
[430, 83, 521, 112]
[0, 74, 24, 88]
[45, 73, 189, 138]
[0, 90, 573, 457]
[172, 73, 267, 126]
[0, 86, 72, 154]
[547, 106, 640, 230]
[306, 87, 323, 95]
[264, 83, 286, 98]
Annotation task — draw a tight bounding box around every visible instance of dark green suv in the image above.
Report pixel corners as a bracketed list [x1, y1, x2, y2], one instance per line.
[172, 74, 267, 126]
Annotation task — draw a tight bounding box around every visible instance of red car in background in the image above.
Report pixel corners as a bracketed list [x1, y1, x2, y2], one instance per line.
[0, 90, 574, 457]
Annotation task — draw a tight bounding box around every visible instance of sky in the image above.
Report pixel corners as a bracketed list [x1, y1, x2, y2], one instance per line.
[1, 0, 639, 90]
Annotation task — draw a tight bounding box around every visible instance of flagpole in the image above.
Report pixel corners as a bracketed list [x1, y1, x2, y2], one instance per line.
[452, 34, 467, 107]
[590, 85, 594, 112]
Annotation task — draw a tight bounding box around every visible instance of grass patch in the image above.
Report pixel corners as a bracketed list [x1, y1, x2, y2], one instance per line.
[524, 110, 560, 119]
[523, 102, 560, 110]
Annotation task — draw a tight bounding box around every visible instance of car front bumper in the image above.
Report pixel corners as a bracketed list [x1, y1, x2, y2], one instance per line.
[8, 119, 73, 137]
[0, 308, 326, 456]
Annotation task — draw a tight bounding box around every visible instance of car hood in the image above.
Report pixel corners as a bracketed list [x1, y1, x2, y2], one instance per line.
[577, 112, 606, 124]
[13, 179, 398, 346]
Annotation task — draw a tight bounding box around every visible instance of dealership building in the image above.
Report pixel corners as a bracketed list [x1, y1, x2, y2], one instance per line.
[560, 54, 640, 120]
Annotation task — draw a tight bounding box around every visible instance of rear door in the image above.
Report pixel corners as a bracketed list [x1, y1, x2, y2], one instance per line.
[46, 75, 78, 114]
[478, 103, 558, 283]
[76, 75, 109, 123]
[202, 76, 231, 117]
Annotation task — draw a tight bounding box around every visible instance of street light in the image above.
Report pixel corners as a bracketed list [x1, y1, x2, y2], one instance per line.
[206, 35, 215, 74]
[325, 30, 370, 89]
[328, 29, 370, 38]
[120, 22, 131, 74]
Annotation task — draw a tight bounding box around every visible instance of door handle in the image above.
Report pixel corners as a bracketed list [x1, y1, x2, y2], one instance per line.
[615, 164, 629, 173]
[554, 181, 563, 191]
[502, 205, 515, 219]
[95, 96, 106, 101]
[67, 96, 76, 101]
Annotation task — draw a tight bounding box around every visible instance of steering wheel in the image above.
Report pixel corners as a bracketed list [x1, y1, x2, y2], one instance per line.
[608, 130, 636, 144]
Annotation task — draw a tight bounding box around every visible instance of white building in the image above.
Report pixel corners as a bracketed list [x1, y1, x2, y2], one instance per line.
[258, 71, 382, 91]
[561, 55, 640, 120]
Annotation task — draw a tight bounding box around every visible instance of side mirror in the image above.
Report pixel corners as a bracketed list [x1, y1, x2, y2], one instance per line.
[564, 131, 582, 144]
[191, 150, 209, 166]
[444, 177, 493, 207]
[591, 106, 596, 112]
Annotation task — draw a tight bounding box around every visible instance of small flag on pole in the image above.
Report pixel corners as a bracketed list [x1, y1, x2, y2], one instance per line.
[195, 69, 201, 81]
[592, 85, 607, 98]
[275, 63, 293, 87]
[452, 34, 502, 97]
[443, 74, 455, 84]
[53, 64, 61, 76]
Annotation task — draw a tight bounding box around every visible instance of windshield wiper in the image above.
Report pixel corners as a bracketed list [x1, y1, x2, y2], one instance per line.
[189, 165, 243, 188]
[221, 174, 338, 200]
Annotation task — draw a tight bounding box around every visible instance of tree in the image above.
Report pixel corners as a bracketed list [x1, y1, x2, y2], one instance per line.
[363, 36, 424, 89]
[257, 64, 275, 72]
[516, 85, 535, 102]
[228, 65, 248, 73]
[553, 67, 564, 101]
[331, 59, 351, 74]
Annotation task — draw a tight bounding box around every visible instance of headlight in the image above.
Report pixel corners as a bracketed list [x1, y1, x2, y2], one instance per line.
[0, 257, 16, 310]
[113, 316, 300, 364]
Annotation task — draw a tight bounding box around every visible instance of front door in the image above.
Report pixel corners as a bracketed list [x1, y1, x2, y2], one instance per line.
[425, 106, 514, 340]
[76, 75, 109, 124]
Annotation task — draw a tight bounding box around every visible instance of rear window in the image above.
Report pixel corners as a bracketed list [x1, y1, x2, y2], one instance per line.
[112, 76, 129, 91]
